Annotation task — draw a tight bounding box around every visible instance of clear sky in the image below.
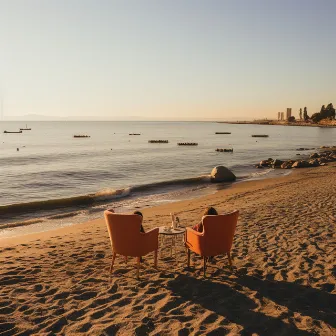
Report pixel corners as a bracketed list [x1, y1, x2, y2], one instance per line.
[0, 0, 335, 120]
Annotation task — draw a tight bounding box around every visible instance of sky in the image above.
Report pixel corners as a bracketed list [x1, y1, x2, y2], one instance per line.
[0, 0, 335, 120]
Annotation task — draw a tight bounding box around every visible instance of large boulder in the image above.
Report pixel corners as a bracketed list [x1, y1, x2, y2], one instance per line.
[211, 166, 236, 182]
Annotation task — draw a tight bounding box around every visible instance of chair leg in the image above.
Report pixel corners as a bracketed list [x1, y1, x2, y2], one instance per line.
[187, 249, 191, 268]
[136, 257, 140, 279]
[203, 256, 207, 277]
[154, 250, 158, 269]
[110, 252, 116, 273]
[227, 252, 233, 272]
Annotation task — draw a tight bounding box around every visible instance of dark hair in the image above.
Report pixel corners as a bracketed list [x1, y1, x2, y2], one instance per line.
[133, 211, 143, 217]
[203, 207, 218, 216]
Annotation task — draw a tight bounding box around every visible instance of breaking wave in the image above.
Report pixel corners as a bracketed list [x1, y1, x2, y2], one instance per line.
[0, 174, 211, 216]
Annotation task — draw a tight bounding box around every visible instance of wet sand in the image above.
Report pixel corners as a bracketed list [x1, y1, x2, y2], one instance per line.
[0, 164, 335, 335]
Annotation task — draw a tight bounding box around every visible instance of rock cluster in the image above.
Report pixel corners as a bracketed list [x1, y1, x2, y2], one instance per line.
[256, 150, 336, 169]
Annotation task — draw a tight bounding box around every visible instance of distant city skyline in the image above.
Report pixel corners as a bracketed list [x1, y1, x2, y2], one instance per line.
[0, 0, 335, 120]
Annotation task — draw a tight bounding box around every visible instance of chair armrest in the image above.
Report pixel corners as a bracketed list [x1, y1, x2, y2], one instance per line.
[144, 227, 160, 236]
[186, 227, 204, 236]
[140, 227, 159, 253]
[185, 227, 205, 255]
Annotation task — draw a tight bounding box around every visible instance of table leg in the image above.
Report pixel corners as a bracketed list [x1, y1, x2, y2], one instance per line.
[160, 235, 164, 258]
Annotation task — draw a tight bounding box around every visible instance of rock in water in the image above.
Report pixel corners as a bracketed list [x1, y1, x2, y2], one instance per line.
[309, 159, 319, 167]
[259, 160, 270, 167]
[211, 166, 236, 182]
[292, 160, 310, 168]
[272, 159, 283, 168]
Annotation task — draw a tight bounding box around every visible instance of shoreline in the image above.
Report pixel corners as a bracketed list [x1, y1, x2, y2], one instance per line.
[1, 163, 335, 334]
[0, 168, 290, 239]
[0, 164, 328, 246]
[218, 120, 336, 128]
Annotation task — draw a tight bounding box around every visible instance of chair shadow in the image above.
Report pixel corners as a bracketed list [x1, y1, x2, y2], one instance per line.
[167, 274, 313, 336]
[235, 274, 335, 328]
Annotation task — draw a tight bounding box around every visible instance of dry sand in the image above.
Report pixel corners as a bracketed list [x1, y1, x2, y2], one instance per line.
[0, 164, 335, 335]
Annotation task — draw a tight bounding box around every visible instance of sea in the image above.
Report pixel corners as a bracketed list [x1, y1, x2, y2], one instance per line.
[0, 121, 335, 238]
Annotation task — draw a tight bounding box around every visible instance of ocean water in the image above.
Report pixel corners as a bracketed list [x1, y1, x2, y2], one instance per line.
[0, 121, 335, 236]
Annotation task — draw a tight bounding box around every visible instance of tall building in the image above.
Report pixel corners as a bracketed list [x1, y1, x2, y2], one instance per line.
[277, 112, 281, 120]
[281, 112, 284, 120]
[286, 108, 292, 120]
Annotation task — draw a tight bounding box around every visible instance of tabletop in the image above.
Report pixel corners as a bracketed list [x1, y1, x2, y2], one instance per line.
[158, 226, 186, 235]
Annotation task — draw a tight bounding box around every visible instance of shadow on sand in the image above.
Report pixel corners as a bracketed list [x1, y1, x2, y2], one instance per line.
[235, 274, 335, 328]
[167, 274, 329, 335]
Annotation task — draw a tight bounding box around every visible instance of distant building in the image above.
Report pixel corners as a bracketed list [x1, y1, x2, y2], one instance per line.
[277, 112, 281, 120]
[286, 108, 292, 120]
[280, 112, 284, 121]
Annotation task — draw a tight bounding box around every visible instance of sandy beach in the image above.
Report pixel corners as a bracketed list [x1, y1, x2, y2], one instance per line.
[1, 164, 335, 335]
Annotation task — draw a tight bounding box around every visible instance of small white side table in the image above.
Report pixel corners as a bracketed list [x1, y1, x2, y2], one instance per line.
[158, 226, 186, 263]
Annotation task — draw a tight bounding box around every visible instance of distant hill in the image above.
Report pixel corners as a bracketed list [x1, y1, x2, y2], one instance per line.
[3, 114, 63, 121]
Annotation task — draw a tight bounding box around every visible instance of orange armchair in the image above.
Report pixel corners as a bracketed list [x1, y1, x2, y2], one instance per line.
[185, 210, 239, 276]
[104, 210, 159, 279]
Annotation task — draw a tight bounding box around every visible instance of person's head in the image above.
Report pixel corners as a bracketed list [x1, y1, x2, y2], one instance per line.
[133, 211, 143, 218]
[203, 207, 218, 216]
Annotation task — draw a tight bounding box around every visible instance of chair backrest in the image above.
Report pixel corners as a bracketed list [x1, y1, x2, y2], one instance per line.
[202, 210, 239, 256]
[104, 210, 143, 256]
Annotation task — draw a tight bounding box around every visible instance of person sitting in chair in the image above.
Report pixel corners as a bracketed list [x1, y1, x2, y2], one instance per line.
[192, 206, 218, 233]
[133, 211, 145, 233]
[192, 206, 218, 262]
[133, 211, 146, 262]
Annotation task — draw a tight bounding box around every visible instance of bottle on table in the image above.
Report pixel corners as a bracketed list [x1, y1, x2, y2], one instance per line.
[170, 213, 176, 230]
